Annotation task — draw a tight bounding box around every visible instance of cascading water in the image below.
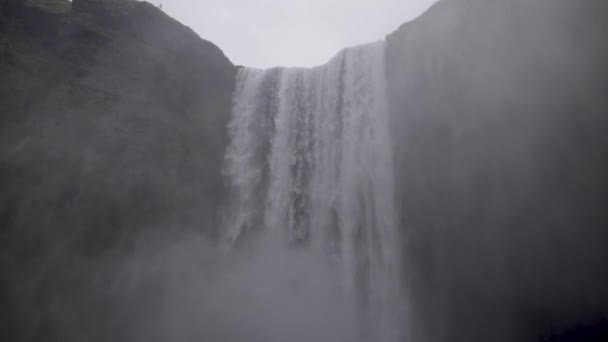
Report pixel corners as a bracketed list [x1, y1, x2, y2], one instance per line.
[223, 41, 403, 341]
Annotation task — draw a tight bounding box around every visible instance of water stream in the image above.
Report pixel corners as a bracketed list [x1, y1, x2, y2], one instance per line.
[223, 41, 403, 341]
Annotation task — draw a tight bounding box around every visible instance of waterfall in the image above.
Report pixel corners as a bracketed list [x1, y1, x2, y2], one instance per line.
[223, 41, 403, 341]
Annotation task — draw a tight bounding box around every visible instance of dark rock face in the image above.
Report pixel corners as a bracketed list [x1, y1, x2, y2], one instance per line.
[386, 0, 608, 341]
[1, 1, 235, 341]
[72, 0, 133, 15]
[72, 0, 103, 13]
[2, 0, 607, 341]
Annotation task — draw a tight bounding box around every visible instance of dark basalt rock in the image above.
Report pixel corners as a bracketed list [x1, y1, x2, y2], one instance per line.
[72, 0, 108, 13]
[386, 0, 608, 341]
[2, 0, 607, 341]
[1, 1, 235, 341]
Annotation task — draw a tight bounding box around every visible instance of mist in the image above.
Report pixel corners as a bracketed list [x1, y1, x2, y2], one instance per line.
[386, 0, 608, 340]
[1, 0, 608, 341]
[112, 235, 360, 342]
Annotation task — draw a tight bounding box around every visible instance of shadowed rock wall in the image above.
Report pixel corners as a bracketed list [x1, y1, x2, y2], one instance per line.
[386, 0, 608, 341]
[2, 0, 607, 341]
[0, 1, 235, 340]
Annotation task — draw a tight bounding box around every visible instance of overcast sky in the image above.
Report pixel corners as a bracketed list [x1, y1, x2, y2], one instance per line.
[161, 0, 438, 68]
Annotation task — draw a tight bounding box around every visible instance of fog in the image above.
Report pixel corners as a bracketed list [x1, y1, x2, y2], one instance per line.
[2, 0, 608, 341]
[12, 233, 361, 342]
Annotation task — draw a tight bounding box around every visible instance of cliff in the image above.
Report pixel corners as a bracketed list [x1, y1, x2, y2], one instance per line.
[2, 0, 607, 341]
[386, 0, 608, 341]
[1, 0, 235, 340]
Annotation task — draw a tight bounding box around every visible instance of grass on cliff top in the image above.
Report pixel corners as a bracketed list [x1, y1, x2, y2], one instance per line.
[24, 0, 71, 14]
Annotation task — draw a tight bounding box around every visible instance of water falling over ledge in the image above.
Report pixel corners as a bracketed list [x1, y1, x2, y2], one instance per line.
[223, 41, 404, 341]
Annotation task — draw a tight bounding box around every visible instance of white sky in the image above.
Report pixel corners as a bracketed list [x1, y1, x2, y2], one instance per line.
[161, 0, 438, 68]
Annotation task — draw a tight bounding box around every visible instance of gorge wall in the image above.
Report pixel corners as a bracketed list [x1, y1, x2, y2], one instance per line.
[1, 0, 607, 341]
[386, 0, 608, 340]
[1, 1, 234, 340]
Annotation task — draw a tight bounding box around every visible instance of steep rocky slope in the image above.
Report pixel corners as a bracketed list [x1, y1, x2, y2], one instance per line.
[386, 0, 608, 341]
[1, 1, 235, 340]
